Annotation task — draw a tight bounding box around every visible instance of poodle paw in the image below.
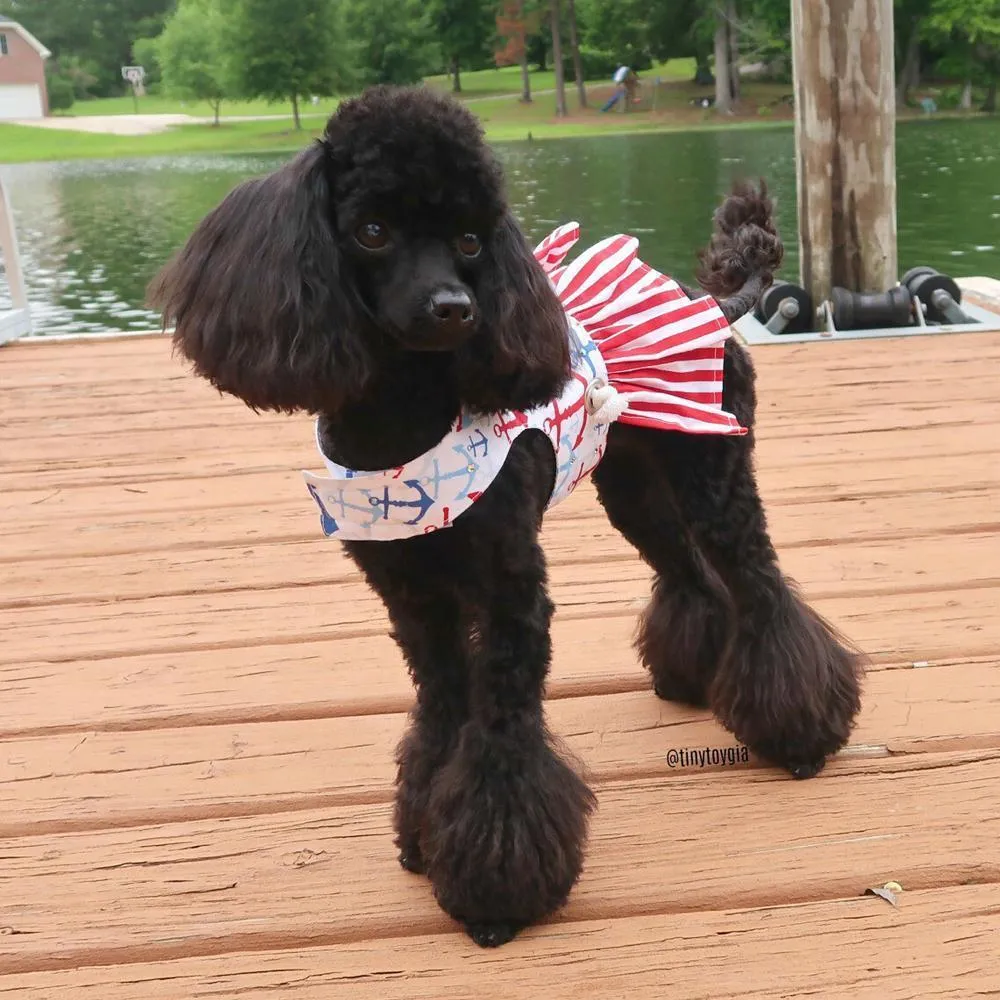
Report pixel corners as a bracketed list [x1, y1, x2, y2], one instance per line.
[652, 674, 711, 709]
[397, 846, 426, 875]
[638, 580, 733, 710]
[711, 592, 864, 778]
[466, 920, 523, 949]
[421, 721, 596, 939]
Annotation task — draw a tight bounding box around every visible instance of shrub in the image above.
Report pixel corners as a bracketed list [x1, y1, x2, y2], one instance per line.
[46, 71, 75, 112]
[562, 46, 651, 82]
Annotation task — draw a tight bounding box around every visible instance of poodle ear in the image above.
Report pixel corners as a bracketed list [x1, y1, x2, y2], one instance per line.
[455, 212, 571, 414]
[148, 143, 372, 414]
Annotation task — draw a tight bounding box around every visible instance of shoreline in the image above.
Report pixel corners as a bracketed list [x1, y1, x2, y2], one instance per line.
[4, 111, 994, 166]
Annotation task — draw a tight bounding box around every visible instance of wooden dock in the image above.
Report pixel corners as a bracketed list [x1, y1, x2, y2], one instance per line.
[2, 325, 999, 997]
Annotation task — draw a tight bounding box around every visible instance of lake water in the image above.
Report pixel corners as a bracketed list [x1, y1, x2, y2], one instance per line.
[2, 119, 999, 336]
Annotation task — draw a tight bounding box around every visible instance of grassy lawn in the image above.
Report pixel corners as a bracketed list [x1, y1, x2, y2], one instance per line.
[0, 118, 321, 162]
[48, 60, 697, 118]
[423, 58, 697, 97]
[0, 64, 799, 164]
[52, 94, 328, 119]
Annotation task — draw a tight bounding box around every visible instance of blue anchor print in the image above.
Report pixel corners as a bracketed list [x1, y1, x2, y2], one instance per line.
[578, 337, 601, 379]
[553, 433, 579, 495]
[364, 479, 435, 525]
[306, 484, 340, 536]
[466, 429, 489, 458]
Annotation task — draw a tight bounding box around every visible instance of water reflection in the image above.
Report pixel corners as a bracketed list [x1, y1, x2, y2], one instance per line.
[2, 120, 999, 337]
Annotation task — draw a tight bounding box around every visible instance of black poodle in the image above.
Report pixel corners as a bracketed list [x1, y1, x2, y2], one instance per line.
[150, 85, 863, 948]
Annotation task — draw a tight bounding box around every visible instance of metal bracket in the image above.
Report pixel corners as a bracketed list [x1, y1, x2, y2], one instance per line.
[735, 280, 1000, 345]
[1, 177, 32, 346]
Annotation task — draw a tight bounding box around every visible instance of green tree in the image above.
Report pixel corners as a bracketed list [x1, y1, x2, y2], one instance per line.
[157, 0, 229, 123]
[496, 0, 541, 101]
[577, 0, 653, 67]
[346, 0, 438, 86]
[427, 0, 495, 92]
[0, 0, 175, 96]
[225, 0, 353, 127]
[132, 35, 162, 91]
[928, 0, 1000, 110]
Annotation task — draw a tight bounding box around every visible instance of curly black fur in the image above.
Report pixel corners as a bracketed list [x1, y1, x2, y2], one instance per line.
[150, 85, 864, 947]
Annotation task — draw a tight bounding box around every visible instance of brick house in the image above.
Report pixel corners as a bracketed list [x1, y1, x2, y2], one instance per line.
[0, 15, 50, 120]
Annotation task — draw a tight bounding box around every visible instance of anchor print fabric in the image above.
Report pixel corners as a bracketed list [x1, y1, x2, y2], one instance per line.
[302, 225, 746, 542]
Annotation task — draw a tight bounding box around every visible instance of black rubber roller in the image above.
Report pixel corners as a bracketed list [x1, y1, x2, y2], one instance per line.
[830, 285, 914, 331]
[902, 266, 964, 323]
[756, 280, 814, 334]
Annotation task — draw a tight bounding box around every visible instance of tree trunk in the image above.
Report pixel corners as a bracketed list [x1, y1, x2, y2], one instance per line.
[451, 56, 462, 93]
[714, 5, 732, 113]
[895, 19, 921, 108]
[291, 92, 301, 130]
[212, 99, 221, 127]
[960, 79, 973, 110]
[726, 0, 740, 103]
[520, 44, 532, 102]
[694, 51, 713, 86]
[566, 0, 587, 108]
[791, 0, 898, 307]
[984, 75, 997, 113]
[550, 0, 568, 117]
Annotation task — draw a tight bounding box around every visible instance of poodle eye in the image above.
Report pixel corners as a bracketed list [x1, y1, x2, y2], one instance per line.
[456, 234, 482, 259]
[355, 222, 389, 251]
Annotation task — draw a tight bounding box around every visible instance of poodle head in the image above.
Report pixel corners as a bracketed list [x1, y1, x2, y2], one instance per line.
[149, 85, 571, 416]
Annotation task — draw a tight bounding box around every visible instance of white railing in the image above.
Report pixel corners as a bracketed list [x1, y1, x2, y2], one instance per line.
[0, 176, 31, 345]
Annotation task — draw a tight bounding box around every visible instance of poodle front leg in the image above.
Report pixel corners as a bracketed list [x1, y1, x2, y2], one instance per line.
[345, 544, 471, 876]
[421, 532, 596, 948]
[387, 601, 471, 875]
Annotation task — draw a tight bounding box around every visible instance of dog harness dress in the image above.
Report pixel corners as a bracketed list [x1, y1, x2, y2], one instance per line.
[303, 224, 747, 541]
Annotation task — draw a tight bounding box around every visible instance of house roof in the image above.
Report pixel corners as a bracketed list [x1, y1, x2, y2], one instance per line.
[0, 16, 52, 59]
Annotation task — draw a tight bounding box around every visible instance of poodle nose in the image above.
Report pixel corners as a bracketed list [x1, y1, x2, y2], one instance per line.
[427, 290, 476, 334]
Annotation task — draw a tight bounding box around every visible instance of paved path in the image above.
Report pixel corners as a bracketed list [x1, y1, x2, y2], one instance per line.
[10, 90, 558, 136]
[8, 112, 330, 135]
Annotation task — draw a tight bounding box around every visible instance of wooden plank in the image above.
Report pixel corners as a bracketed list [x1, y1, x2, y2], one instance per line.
[3, 549, 997, 667]
[0, 616, 645, 737]
[3, 576, 998, 737]
[3, 885, 997, 999]
[5, 416, 999, 479]
[3, 325, 997, 381]
[2, 661, 998, 837]
[3, 390, 996, 448]
[3, 455, 996, 552]
[2, 359, 995, 459]
[1, 755, 998, 975]
[3, 522, 998, 609]
[3, 484, 995, 562]
[3, 435, 996, 499]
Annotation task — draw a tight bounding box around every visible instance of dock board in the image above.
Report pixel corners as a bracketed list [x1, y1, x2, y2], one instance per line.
[2, 331, 999, 997]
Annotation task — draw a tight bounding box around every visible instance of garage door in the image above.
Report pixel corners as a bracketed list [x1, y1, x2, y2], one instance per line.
[0, 84, 44, 120]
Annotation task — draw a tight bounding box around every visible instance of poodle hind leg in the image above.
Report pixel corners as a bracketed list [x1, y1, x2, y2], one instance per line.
[599, 340, 864, 777]
[591, 438, 736, 709]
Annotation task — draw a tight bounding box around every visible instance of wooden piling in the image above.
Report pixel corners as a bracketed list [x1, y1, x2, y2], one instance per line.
[791, 0, 898, 306]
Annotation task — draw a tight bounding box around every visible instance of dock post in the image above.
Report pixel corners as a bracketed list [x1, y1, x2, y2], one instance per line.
[791, 0, 898, 307]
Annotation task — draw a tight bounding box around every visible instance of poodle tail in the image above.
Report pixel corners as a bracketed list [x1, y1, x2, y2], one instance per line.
[694, 180, 784, 324]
